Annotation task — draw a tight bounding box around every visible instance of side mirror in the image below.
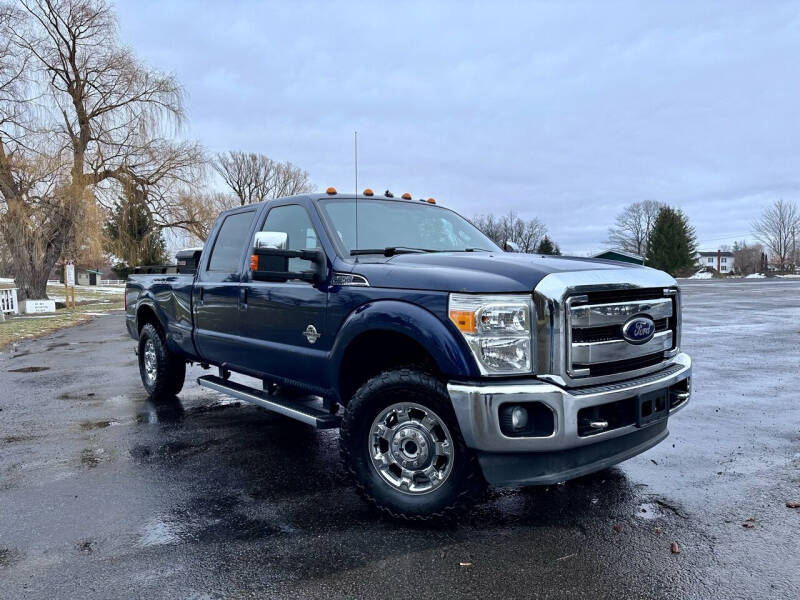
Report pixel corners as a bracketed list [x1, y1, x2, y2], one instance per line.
[250, 231, 327, 284]
[504, 240, 521, 253]
[254, 231, 288, 250]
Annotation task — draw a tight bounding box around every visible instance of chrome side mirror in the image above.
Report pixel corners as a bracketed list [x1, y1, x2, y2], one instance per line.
[254, 231, 288, 250]
[504, 240, 521, 253]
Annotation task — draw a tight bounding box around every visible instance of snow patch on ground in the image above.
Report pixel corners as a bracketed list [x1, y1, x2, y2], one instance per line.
[745, 273, 766, 279]
[689, 271, 714, 279]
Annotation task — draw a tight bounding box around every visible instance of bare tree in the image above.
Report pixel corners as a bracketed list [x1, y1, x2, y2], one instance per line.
[0, 4, 75, 298]
[471, 211, 548, 253]
[752, 199, 800, 271]
[607, 200, 665, 257]
[172, 190, 238, 242]
[214, 151, 313, 205]
[0, 0, 203, 299]
[731, 240, 764, 276]
[470, 213, 503, 245]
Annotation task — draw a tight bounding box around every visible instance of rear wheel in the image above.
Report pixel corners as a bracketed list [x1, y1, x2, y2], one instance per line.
[138, 323, 186, 402]
[340, 368, 485, 521]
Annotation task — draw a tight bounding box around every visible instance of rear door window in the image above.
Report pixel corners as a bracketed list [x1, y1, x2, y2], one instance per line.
[207, 211, 255, 272]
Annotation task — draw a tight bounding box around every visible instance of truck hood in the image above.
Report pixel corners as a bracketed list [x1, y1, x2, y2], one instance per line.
[349, 252, 653, 293]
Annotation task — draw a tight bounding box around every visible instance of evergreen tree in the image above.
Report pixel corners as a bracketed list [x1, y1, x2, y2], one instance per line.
[104, 184, 167, 278]
[646, 207, 697, 276]
[536, 236, 560, 255]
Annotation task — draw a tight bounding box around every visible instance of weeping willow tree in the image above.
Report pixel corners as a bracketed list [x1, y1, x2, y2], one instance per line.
[0, 149, 82, 299]
[0, 0, 203, 300]
[103, 182, 167, 278]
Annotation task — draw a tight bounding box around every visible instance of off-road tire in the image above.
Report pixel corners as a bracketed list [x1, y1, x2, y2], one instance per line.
[138, 323, 186, 403]
[340, 368, 486, 522]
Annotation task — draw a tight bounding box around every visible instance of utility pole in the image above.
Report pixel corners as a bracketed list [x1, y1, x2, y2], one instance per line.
[793, 226, 797, 273]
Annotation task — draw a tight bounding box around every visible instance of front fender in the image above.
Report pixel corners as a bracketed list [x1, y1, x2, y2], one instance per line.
[328, 299, 480, 391]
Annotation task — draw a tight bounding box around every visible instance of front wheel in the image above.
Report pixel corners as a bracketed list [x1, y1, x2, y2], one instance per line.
[138, 323, 186, 403]
[340, 369, 485, 521]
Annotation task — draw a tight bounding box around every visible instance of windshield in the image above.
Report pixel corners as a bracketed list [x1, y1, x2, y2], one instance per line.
[318, 198, 501, 255]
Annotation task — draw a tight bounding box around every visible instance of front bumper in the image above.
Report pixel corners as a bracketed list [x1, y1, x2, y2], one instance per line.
[447, 353, 691, 486]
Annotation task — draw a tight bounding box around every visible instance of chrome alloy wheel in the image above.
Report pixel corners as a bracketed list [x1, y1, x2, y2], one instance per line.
[143, 339, 157, 385]
[368, 402, 454, 495]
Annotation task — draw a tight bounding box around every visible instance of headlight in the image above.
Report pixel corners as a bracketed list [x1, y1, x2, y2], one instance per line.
[448, 293, 533, 375]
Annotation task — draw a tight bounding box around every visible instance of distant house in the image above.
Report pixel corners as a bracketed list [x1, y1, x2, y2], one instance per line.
[698, 250, 735, 273]
[593, 250, 645, 265]
[77, 268, 104, 286]
[49, 266, 106, 286]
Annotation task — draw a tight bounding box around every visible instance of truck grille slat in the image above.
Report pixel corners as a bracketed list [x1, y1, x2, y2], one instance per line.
[572, 318, 669, 343]
[575, 352, 666, 377]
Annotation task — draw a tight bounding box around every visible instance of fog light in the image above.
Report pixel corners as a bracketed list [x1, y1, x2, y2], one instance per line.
[511, 406, 528, 430]
[499, 402, 555, 438]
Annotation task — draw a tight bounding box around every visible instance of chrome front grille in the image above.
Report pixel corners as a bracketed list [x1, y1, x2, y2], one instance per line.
[566, 290, 677, 378]
[533, 268, 682, 388]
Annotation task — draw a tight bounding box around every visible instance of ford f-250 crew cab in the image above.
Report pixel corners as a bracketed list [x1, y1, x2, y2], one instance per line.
[126, 189, 691, 521]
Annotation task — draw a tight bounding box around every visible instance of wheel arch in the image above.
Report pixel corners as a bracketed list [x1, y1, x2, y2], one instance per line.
[135, 301, 164, 336]
[329, 300, 478, 404]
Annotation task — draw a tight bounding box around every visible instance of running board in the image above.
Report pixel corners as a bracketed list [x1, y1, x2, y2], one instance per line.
[197, 375, 341, 429]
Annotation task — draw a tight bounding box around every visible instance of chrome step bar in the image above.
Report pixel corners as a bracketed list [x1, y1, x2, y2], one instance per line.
[197, 375, 341, 429]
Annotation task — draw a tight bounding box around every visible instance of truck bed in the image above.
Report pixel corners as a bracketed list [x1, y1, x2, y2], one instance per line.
[126, 272, 198, 357]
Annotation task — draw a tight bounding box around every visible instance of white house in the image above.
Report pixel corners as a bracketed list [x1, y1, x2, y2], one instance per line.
[698, 250, 735, 273]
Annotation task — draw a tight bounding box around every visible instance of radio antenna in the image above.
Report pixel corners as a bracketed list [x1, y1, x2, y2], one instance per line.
[354, 130, 359, 261]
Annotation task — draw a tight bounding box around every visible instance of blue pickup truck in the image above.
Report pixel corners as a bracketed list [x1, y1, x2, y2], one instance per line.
[126, 189, 692, 520]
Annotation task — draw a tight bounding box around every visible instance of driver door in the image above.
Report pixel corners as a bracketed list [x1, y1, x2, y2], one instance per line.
[237, 203, 329, 386]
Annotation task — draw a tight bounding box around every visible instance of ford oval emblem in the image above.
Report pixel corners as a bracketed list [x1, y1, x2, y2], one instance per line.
[621, 316, 656, 345]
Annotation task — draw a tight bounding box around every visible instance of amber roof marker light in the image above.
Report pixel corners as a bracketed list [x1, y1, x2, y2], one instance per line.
[401, 192, 412, 200]
[326, 187, 337, 195]
[363, 188, 374, 196]
[427, 198, 436, 204]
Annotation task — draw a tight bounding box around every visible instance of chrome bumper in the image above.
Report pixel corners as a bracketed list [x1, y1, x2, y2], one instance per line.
[447, 353, 691, 454]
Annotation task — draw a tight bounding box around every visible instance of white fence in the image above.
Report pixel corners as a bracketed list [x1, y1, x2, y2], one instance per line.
[46, 278, 126, 286]
[1, 287, 19, 315]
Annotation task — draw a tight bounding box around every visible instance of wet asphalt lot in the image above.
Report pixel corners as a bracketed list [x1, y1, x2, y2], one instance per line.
[1, 279, 799, 599]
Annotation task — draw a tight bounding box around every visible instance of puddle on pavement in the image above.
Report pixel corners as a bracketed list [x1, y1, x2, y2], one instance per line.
[136, 399, 185, 424]
[75, 540, 95, 554]
[138, 517, 189, 547]
[45, 342, 71, 351]
[0, 547, 21, 568]
[7, 366, 50, 373]
[2, 435, 37, 444]
[635, 502, 663, 520]
[80, 420, 120, 430]
[137, 495, 288, 548]
[59, 392, 100, 402]
[80, 447, 105, 468]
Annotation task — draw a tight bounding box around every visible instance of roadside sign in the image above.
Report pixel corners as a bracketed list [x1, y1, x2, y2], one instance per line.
[64, 261, 76, 308]
[65, 262, 76, 288]
[23, 299, 56, 314]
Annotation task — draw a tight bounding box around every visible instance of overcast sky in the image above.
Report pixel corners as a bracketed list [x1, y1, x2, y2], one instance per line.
[116, 0, 800, 254]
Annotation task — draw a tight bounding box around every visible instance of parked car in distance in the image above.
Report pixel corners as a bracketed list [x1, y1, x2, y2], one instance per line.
[125, 189, 691, 520]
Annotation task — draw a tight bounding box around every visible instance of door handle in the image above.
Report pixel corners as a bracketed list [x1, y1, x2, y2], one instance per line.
[239, 287, 248, 308]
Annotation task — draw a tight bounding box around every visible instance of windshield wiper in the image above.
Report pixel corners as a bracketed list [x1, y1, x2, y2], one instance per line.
[458, 247, 493, 252]
[350, 247, 436, 257]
